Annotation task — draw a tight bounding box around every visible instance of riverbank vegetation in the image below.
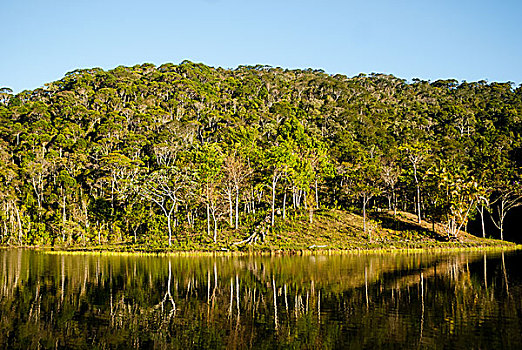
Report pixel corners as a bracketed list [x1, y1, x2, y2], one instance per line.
[0, 62, 521, 249]
[45, 209, 516, 253]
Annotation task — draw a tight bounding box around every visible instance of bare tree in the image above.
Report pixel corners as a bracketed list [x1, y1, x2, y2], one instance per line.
[223, 151, 252, 229]
[401, 143, 430, 223]
[140, 168, 190, 246]
[380, 160, 399, 215]
[489, 189, 522, 240]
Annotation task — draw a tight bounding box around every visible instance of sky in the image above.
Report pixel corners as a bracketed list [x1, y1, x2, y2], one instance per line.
[1, 0, 521, 93]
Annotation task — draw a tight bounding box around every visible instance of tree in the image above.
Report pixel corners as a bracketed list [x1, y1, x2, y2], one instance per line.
[222, 149, 252, 229]
[0, 87, 13, 106]
[380, 158, 400, 215]
[99, 152, 142, 213]
[140, 167, 191, 246]
[0, 141, 23, 244]
[196, 144, 224, 242]
[489, 185, 522, 240]
[266, 141, 296, 227]
[344, 148, 382, 236]
[400, 142, 430, 223]
[427, 162, 482, 239]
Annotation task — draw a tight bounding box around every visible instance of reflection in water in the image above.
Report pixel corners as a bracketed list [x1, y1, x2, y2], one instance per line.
[0, 249, 521, 349]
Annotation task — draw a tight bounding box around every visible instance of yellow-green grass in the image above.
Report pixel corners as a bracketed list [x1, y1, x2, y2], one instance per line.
[2, 209, 519, 255]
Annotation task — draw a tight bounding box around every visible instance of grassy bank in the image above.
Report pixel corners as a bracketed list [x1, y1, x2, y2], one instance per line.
[2, 209, 518, 255]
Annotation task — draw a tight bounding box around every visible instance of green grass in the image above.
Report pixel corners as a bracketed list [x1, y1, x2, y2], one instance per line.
[2, 208, 518, 254]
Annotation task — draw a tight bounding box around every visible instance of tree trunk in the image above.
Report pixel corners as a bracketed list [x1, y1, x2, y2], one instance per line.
[271, 175, 278, 227]
[228, 190, 233, 227]
[412, 164, 421, 223]
[167, 214, 172, 246]
[212, 209, 218, 243]
[479, 205, 486, 238]
[315, 179, 319, 209]
[393, 190, 397, 216]
[111, 178, 114, 216]
[32, 178, 42, 213]
[500, 200, 505, 241]
[207, 202, 211, 237]
[362, 194, 367, 234]
[416, 182, 421, 223]
[14, 203, 23, 245]
[283, 190, 287, 220]
[235, 186, 239, 229]
[62, 188, 66, 242]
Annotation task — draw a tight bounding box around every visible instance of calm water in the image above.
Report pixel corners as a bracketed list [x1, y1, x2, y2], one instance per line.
[0, 249, 521, 349]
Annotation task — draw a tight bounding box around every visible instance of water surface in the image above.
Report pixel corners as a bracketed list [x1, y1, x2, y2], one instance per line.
[0, 249, 521, 349]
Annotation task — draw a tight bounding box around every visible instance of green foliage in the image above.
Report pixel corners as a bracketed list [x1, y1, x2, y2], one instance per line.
[0, 63, 521, 246]
[426, 161, 483, 238]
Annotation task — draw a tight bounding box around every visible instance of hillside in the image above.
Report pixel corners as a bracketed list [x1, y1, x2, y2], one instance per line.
[0, 62, 521, 249]
[48, 208, 514, 253]
[256, 209, 513, 252]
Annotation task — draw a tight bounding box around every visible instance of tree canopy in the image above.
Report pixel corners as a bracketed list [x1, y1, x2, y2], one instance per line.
[0, 62, 521, 247]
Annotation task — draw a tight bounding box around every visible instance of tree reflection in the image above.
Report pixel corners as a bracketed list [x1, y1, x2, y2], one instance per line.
[0, 250, 521, 349]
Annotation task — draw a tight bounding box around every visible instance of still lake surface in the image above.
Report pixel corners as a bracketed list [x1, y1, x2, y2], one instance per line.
[0, 249, 521, 349]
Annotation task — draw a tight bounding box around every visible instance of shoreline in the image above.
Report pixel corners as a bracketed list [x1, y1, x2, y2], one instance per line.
[2, 242, 520, 257]
[1, 210, 519, 257]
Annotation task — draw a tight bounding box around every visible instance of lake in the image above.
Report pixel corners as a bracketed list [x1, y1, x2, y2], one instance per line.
[0, 249, 521, 349]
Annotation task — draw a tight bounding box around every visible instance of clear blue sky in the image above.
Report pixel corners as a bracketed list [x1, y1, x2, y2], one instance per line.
[1, 0, 521, 93]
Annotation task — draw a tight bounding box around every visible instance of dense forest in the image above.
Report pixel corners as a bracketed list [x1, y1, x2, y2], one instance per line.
[0, 61, 521, 248]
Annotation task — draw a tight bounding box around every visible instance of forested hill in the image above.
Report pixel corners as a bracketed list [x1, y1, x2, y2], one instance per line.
[0, 61, 521, 248]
